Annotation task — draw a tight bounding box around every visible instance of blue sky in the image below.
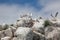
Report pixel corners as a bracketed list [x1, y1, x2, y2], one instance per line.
[0, 0, 41, 9]
[0, 0, 60, 24]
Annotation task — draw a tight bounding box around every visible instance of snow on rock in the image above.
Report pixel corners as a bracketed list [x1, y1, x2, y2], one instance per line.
[14, 27, 33, 40]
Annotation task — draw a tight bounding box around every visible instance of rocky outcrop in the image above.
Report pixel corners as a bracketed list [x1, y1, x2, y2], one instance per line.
[1, 36, 11, 40]
[0, 13, 60, 40]
[14, 27, 34, 40]
[45, 26, 60, 40]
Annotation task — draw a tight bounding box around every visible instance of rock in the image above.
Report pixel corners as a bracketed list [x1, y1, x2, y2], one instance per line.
[0, 24, 9, 31]
[49, 18, 60, 27]
[8, 26, 16, 32]
[45, 26, 60, 40]
[32, 22, 43, 30]
[10, 24, 17, 28]
[0, 25, 3, 31]
[4, 28, 12, 37]
[2, 24, 9, 30]
[16, 20, 25, 27]
[33, 31, 45, 40]
[10, 26, 16, 37]
[0, 31, 5, 39]
[1, 36, 11, 40]
[32, 19, 44, 34]
[45, 26, 54, 35]
[16, 14, 33, 27]
[14, 27, 33, 40]
[11, 37, 18, 40]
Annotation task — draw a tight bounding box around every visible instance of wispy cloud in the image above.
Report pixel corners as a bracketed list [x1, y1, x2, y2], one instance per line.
[0, 0, 60, 24]
[38, 0, 60, 18]
[0, 4, 40, 24]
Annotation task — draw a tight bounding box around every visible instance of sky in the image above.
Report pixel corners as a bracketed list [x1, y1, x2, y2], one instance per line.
[0, 0, 60, 24]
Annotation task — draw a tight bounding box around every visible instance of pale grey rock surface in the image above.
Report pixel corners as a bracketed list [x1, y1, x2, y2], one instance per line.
[1, 36, 11, 40]
[0, 31, 5, 39]
[14, 27, 33, 40]
[32, 19, 44, 34]
[0, 25, 3, 31]
[1, 13, 60, 40]
[4, 28, 12, 37]
[16, 14, 33, 27]
[11, 37, 18, 40]
[45, 26, 60, 40]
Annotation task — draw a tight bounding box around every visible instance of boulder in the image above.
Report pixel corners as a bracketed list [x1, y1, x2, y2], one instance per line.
[4, 28, 12, 37]
[14, 27, 33, 40]
[0, 24, 9, 31]
[0, 31, 5, 39]
[0, 25, 3, 31]
[2, 24, 9, 30]
[11, 37, 18, 40]
[1, 36, 11, 40]
[45, 26, 60, 40]
[16, 20, 25, 27]
[10, 26, 16, 37]
[32, 19, 44, 34]
[16, 14, 33, 27]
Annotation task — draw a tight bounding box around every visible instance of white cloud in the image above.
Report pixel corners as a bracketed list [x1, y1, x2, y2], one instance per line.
[0, 4, 40, 24]
[39, 0, 60, 6]
[38, 0, 60, 18]
[1, 0, 60, 24]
